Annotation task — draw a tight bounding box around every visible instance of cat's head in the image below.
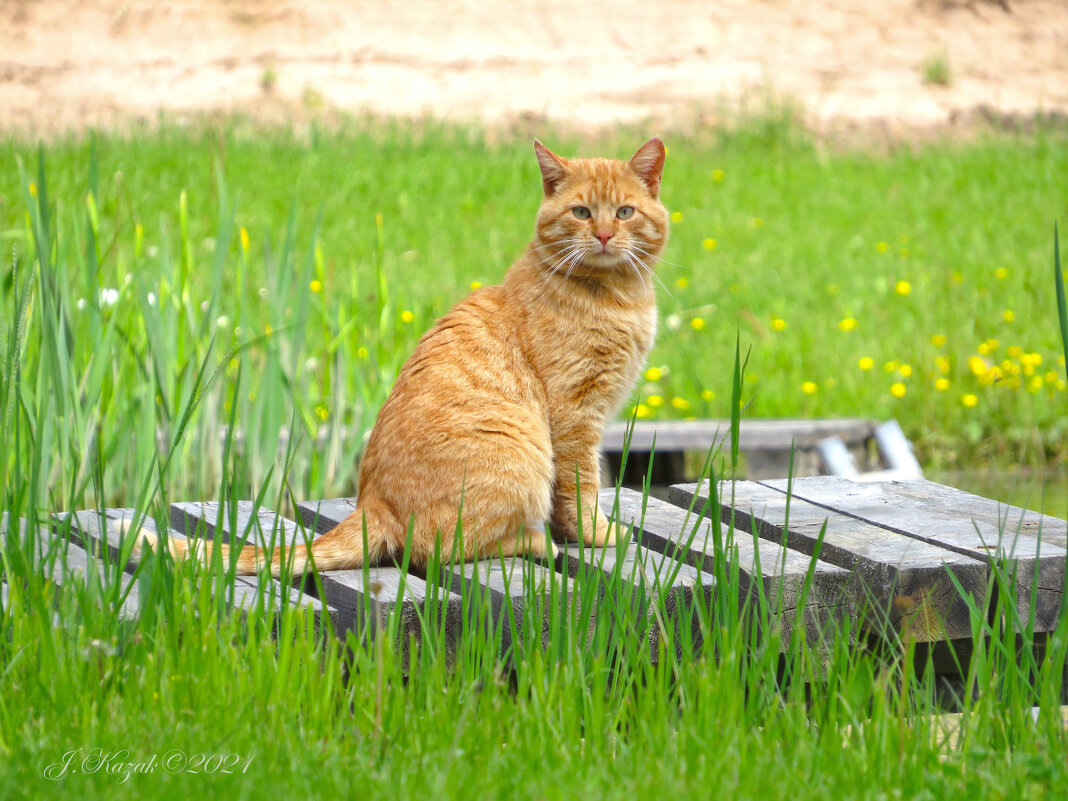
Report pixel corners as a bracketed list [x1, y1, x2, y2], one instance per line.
[532, 138, 669, 287]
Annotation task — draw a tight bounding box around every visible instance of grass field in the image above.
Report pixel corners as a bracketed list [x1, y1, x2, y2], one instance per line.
[2, 116, 1068, 797]
[2, 117, 1067, 510]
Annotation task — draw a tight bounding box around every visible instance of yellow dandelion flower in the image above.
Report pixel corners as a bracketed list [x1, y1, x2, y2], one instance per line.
[801, 381, 818, 395]
[671, 211, 684, 223]
[858, 357, 874, 371]
[315, 404, 330, 421]
[895, 280, 911, 296]
[962, 393, 978, 408]
[838, 317, 857, 332]
[700, 389, 715, 401]
[675, 277, 689, 289]
[644, 367, 663, 382]
[264, 323, 273, 335]
[671, 397, 692, 411]
[470, 280, 482, 290]
[935, 356, 950, 374]
[890, 382, 907, 398]
[309, 279, 322, 293]
[240, 226, 250, 255]
[1021, 352, 1043, 367]
[702, 238, 717, 251]
[899, 364, 913, 378]
[646, 395, 664, 408]
[357, 346, 369, 360]
[995, 267, 1009, 280]
[635, 403, 652, 419]
[400, 310, 414, 324]
[1028, 376, 1044, 393]
[935, 378, 951, 391]
[1003, 310, 1015, 323]
[711, 169, 725, 182]
[690, 317, 706, 331]
[1045, 370, 1059, 385]
[771, 317, 786, 332]
[876, 241, 889, 253]
[931, 334, 946, 347]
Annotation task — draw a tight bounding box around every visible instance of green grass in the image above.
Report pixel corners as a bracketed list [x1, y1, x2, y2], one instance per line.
[1, 116, 1068, 796]
[1, 118, 1067, 509]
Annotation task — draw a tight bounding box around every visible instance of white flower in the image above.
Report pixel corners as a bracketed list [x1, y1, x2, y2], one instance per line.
[76, 298, 87, 310]
[216, 316, 230, 329]
[147, 292, 157, 306]
[305, 357, 320, 372]
[258, 287, 268, 299]
[98, 287, 119, 307]
[665, 314, 682, 331]
[146, 246, 159, 258]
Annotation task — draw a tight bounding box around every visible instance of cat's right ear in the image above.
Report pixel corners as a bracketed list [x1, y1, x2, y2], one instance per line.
[629, 138, 666, 198]
[533, 140, 570, 196]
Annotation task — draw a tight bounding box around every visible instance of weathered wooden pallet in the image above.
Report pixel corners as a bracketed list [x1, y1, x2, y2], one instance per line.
[3, 478, 1064, 674]
[602, 418, 886, 483]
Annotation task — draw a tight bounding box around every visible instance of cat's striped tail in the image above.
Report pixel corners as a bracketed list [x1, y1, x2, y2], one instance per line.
[124, 513, 389, 578]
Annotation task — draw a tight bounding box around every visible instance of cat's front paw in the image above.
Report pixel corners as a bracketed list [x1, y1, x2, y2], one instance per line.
[586, 514, 629, 548]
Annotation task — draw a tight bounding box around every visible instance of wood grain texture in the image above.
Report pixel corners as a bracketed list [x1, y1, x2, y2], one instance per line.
[559, 496, 716, 660]
[170, 500, 320, 549]
[444, 555, 575, 655]
[759, 477, 1067, 633]
[672, 481, 988, 641]
[602, 418, 877, 453]
[604, 487, 851, 650]
[296, 498, 466, 659]
[3, 514, 139, 619]
[65, 508, 336, 628]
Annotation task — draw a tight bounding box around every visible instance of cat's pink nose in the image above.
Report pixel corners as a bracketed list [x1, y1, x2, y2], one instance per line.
[596, 232, 613, 247]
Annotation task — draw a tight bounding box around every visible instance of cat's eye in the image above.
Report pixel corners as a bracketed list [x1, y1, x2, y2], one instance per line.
[571, 206, 592, 219]
[616, 206, 635, 220]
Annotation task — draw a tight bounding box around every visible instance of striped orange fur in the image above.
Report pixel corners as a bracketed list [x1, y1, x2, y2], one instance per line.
[144, 139, 668, 577]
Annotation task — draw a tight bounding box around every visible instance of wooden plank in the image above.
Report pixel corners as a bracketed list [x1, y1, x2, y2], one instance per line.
[67, 508, 336, 628]
[443, 555, 575, 654]
[295, 498, 466, 661]
[170, 500, 321, 549]
[759, 477, 1068, 634]
[2, 514, 139, 619]
[671, 481, 988, 642]
[602, 418, 877, 454]
[557, 499, 715, 660]
[296, 497, 355, 535]
[602, 487, 852, 650]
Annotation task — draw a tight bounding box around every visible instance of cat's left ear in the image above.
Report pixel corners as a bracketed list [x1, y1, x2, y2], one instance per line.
[628, 138, 666, 198]
[534, 140, 570, 196]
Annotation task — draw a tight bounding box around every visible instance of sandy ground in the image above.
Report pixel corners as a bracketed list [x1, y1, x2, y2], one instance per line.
[1, 0, 1067, 136]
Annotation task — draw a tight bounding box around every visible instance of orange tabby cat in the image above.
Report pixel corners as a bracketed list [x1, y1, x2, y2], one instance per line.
[143, 138, 668, 576]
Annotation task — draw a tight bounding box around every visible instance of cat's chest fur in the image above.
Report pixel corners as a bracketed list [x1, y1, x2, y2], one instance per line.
[506, 262, 656, 423]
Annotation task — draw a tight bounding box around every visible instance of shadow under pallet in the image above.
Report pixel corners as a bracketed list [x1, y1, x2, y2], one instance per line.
[2, 478, 1065, 677]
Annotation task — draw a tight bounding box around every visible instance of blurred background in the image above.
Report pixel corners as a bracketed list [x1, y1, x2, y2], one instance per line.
[3, 0, 1067, 135]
